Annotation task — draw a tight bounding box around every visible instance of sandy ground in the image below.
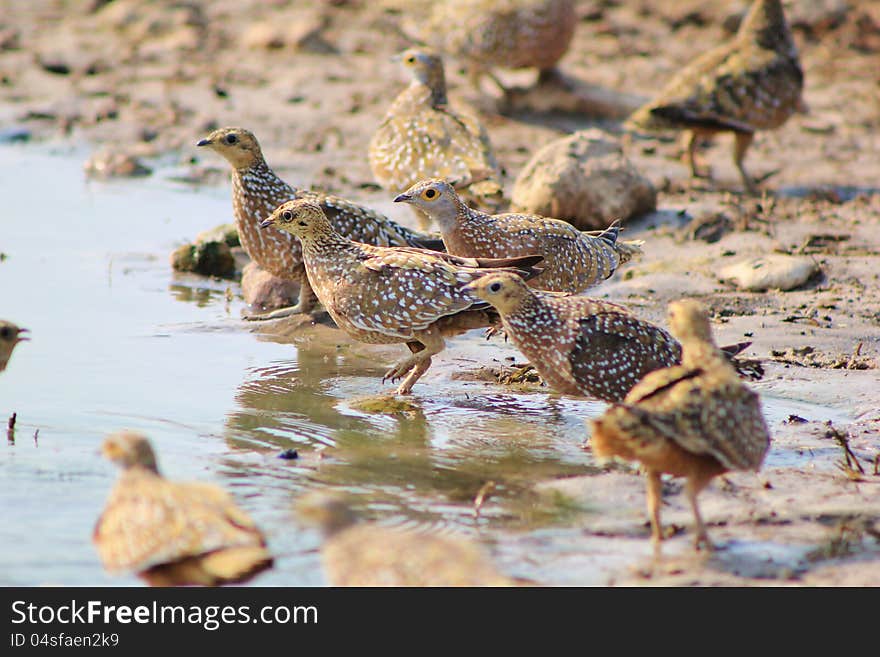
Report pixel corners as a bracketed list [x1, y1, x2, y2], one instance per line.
[2, 0, 878, 585]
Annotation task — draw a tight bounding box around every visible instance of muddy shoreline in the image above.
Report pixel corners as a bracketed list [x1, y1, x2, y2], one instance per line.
[2, 1, 878, 585]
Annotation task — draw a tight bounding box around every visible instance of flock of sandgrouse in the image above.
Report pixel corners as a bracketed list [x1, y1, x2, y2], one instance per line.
[3, 0, 811, 585]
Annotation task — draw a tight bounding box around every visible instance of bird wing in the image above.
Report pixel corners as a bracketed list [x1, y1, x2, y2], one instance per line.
[331, 250, 482, 339]
[618, 375, 769, 471]
[93, 475, 265, 574]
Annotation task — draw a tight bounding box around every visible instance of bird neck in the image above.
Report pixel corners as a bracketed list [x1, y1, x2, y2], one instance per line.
[679, 338, 728, 371]
[501, 286, 543, 322]
[300, 227, 354, 255]
[412, 72, 448, 107]
[739, 0, 795, 53]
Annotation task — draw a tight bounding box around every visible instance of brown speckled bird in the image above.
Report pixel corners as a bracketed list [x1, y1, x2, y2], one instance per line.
[298, 492, 518, 586]
[464, 273, 754, 402]
[414, 0, 576, 94]
[368, 49, 503, 211]
[589, 299, 771, 551]
[93, 431, 273, 586]
[260, 200, 542, 395]
[395, 178, 643, 293]
[0, 321, 28, 372]
[197, 127, 442, 320]
[625, 0, 806, 193]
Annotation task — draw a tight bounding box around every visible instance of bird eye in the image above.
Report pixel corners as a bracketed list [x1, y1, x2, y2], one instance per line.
[225, 134, 238, 145]
[405, 55, 416, 64]
[489, 282, 501, 293]
[0, 327, 9, 339]
[423, 188, 437, 200]
[282, 211, 292, 221]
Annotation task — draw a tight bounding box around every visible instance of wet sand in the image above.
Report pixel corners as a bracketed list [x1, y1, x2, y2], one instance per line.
[0, 1, 878, 585]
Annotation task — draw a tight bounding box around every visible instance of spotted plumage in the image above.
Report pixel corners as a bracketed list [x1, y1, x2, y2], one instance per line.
[93, 431, 272, 586]
[298, 493, 517, 586]
[465, 273, 755, 402]
[0, 320, 28, 372]
[414, 0, 576, 93]
[261, 200, 542, 395]
[396, 178, 643, 293]
[625, 0, 806, 193]
[197, 127, 442, 319]
[590, 300, 771, 551]
[368, 49, 503, 211]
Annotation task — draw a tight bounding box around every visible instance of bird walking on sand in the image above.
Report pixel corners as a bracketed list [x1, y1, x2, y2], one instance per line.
[94, 431, 273, 586]
[625, 0, 806, 193]
[464, 273, 753, 402]
[395, 178, 642, 294]
[197, 127, 442, 320]
[589, 299, 771, 552]
[0, 321, 28, 372]
[260, 199, 542, 395]
[410, 0, 576, 95]
[297, 491, 519, 586]
[368, 49, 503, 212]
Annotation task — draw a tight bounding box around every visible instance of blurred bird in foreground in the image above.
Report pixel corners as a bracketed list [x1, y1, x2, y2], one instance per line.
[297, 491, 519, 586]
[94, 431, 273, 586]
[625, 0, 806, 193]
[590, 300, 771, 552]
[0, 320, 28, 372]
[261, 199, 542, 395]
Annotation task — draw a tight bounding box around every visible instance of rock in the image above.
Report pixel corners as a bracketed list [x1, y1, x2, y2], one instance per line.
[195, 223, 240, 248]
[170, 241, 236, 279]
[720, 255, 821, 292]
[84, 148, 151, 178]
[511, 129, 656, 231]
[240, 262, 298, 310]
[241, 14, 337, 54]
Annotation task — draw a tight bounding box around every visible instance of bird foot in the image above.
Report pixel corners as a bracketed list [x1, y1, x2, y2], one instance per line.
[693, 533, 715, 552]
[242, 304, 305, 322]
[483, 325, 507, 341]
[382, 357, 418, 385]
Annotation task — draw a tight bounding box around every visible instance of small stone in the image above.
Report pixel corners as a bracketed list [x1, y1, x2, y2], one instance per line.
[240, 262, 298, 310]
[511, 129, 656, 231]
[196, 223, 240, 248]
[278, 449, 299, 460]
[170, 241, 236, 279]
[84, 149, 152, 179]
[720, 255, 820, 291]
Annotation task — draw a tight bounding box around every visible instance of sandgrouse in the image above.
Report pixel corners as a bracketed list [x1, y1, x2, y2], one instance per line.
[197, 127, 442, 320]
[625, 0, 806, 193]
[260, 200, 542, 395]
[297, 492, 518, 586]
[0, 321, 28, 372]
[395, 178, 642, 294]
[412, 0, 576, 94]
[368, 49, 503, 212]
[464, 273, 753, 402]
[590, 299, 771, 551]
[93, 431, 273, 586]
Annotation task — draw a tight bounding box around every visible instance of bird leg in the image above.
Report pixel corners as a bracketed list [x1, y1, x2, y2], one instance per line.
[685, 474, 715, 552]
[733, 131, 757, 195]
[383, 329, 445, 395]
[243, 279, 318, 321]
[646, 470, 664, 557]
[686, 130, 713, 180]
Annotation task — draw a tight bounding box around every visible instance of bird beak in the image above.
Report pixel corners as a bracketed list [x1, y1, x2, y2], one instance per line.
[259, 217, 274, 229]
[196, 138, 211, 147]
[393, 192, 412, 203]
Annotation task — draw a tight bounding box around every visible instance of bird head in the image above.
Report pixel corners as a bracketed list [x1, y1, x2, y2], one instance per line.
[101, 431, 159, 473]
[260, 200, 332, 240]
[395, 48, 446, 96]
[196, 127, 263, 169]
[0, 320, 28, 372]
[666, 299, 714, 345]
[393, 178, 462, 225]
[462, 273, 529, 315]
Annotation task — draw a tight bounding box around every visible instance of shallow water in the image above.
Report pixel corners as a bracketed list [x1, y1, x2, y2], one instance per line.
[0, 145, 855, 586]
